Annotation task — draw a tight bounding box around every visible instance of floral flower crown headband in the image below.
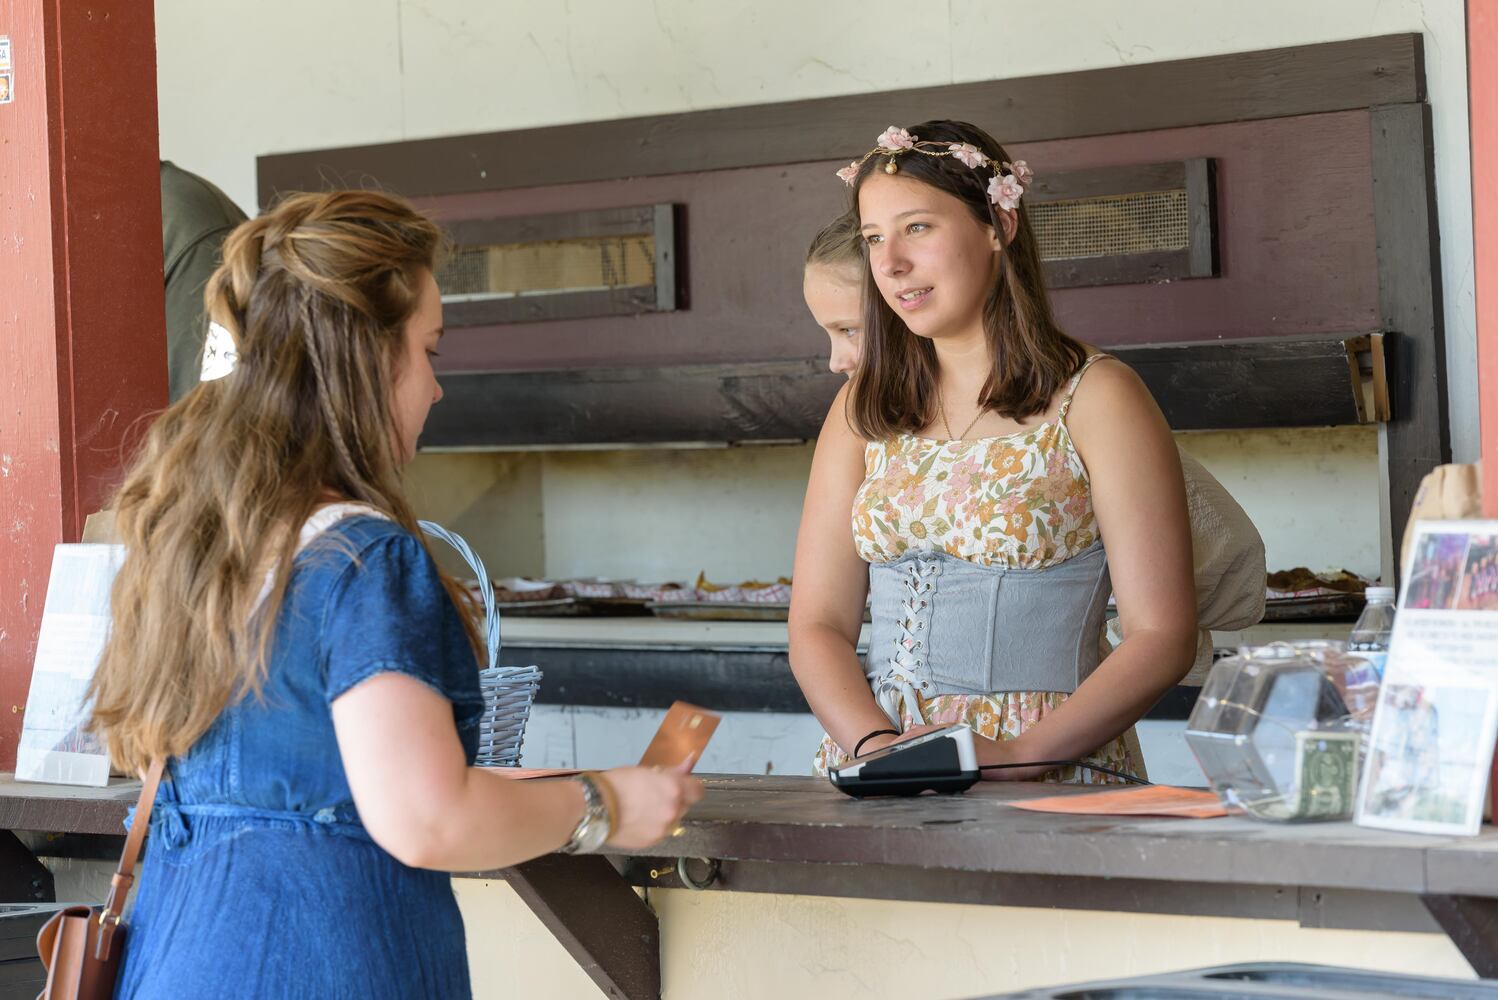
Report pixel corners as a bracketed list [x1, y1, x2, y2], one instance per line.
[836, 126, 1033, 211]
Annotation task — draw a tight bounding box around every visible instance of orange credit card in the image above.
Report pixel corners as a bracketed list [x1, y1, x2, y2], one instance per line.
[638, 701, 720, 771]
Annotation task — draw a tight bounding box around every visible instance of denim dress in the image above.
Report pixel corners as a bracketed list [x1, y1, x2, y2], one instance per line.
[117, 515, 485, 999]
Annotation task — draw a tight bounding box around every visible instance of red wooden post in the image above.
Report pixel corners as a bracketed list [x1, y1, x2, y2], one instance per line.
[1471, 1, 1498, 821]
[0, 1, 166, 769]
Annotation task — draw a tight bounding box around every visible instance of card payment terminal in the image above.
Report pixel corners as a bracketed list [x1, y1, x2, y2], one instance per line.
[828, 723, 981, 797]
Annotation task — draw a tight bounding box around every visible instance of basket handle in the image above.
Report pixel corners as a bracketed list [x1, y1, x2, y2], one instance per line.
[419, 520, 501, 669]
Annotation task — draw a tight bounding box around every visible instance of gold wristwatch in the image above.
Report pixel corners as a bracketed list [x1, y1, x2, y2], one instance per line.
[560, 772, 612, 854]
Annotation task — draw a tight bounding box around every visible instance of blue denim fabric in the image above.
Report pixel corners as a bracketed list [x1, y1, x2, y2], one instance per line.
[117, 516, 484, 999]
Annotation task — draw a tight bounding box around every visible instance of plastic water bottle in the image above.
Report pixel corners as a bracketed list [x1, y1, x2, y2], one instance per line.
[1348, 586, 1396, 678]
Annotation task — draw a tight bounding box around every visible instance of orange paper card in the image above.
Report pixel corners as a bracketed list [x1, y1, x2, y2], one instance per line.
[1009, 785, 1228, 819]
[638, 701, 720, 771]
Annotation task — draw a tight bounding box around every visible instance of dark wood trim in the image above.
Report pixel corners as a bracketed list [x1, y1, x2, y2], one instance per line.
[444, 287, 663, 327]
[0, 779, 137, 837]
[512, 642, 1203, 722]
[1033, 158, 1218, 289]
[421, 359, 844, 448]
[610, 858, 1441, 933]
[258, 35, 1422, 204]
[446, 204, 659, 245]
[1027, 161, 1186, 201]
[653, 203, 679, 314]
[1115, 334, 1385, 431]
[0, 832, 53, 904]
[1370, 103, 1450, 584]
[497, 854, 660, 1000]
[1045, 250, 1198, 290]
[1185, 157, 1218, 278]
[440, 203, 677, 326]
[421, 335, 1384, 448]
[1422, 895, 1498, 978]
[518, 645, 809, 715]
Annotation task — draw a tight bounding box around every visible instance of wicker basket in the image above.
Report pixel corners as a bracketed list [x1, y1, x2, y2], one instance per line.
[419, 521, 540, 768]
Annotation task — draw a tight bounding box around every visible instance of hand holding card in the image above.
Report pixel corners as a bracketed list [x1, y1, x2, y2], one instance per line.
[638, 702, 720, 771]
[487, 700, 720, 778]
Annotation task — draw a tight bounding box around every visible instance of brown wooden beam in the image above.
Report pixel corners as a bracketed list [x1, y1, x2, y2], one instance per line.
[259, 34, 1421, 204]
[1423, 895, 1498, 978]
[0, 831, 52, 904]
[495, 854, 660, 1000]
[420, 335, 1383, 449]
[1371, 102, 1450, 585]
[612, 858, 1442, 934]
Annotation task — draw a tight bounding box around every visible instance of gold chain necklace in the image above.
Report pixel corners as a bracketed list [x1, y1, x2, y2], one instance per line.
[938, 385, 986, 441]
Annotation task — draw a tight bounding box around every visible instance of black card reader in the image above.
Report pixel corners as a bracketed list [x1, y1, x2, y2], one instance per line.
[828, 723, 981, 797]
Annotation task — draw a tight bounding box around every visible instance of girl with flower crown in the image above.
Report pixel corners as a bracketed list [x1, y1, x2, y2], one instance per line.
[788, 120, 1199, 781]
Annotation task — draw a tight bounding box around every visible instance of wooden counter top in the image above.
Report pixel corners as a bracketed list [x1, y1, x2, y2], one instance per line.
[1, 772, 1488, 898]
[5, 773, 1494, 995]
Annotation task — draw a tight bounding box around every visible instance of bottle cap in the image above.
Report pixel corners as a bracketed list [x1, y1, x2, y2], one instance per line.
[1365, 586, 1395, 602]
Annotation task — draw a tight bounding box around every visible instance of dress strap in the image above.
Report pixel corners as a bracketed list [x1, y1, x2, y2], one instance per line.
[1058, 353, 1110, 421]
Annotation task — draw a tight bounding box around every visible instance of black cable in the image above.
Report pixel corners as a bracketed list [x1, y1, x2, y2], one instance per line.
[980, 759, 1152, 786]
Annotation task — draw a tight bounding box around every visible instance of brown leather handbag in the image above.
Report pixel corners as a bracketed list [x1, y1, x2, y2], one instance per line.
[35, 760, 165, 1000]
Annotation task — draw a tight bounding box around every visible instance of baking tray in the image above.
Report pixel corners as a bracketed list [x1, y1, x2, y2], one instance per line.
[647, 601, 791, 621]
[1260, 592, 1365, 622]
[493, 596, 657, 617]
[646, 601, 873, 623]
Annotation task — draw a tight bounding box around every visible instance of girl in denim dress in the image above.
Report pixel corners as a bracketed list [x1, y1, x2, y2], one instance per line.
[88, 191, 701, 998]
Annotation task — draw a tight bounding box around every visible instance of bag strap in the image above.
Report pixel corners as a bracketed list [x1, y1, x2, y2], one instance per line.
[94, 758, 166, 958]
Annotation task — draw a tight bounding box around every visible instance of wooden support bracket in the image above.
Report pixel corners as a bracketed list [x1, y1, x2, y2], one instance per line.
[1423, 895, 1498, 978]
[495, 854, 661, 1000]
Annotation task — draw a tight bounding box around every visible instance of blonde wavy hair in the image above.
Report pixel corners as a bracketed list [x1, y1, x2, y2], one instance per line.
[89, 190, 481, 775]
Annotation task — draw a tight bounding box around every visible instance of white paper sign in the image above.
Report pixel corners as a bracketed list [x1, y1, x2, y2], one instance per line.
[15, 544, 123, 787]
[1356, 521, 1498, 836]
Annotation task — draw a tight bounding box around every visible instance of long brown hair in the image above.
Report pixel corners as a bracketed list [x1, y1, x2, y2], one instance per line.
[846, 120, 1086, 440]
[90, 190, 481, 775]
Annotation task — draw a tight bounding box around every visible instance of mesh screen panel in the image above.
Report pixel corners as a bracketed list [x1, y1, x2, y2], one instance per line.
[1031, 189, 1189, 261]
[437, 234, 656, 298]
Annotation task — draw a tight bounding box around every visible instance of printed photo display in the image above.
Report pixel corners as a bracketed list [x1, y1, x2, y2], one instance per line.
[1357, 521, 1498, 836]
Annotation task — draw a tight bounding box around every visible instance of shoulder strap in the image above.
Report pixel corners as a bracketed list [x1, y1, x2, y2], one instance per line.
[1058, 353, 1110, 421]
[94, 758, 165, 957]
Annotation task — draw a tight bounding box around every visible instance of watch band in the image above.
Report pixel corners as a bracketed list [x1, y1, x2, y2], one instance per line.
[560, 772, 613, 855]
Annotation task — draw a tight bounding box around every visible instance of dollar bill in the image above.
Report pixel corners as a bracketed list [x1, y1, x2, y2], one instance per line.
[1292, 730, 1361, 820]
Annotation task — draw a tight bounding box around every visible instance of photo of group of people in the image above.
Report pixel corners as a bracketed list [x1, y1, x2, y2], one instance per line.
[1360, 682, 1482, 830]
[1402, 529, 1498, 610]
[1358, 522, 1498, 836]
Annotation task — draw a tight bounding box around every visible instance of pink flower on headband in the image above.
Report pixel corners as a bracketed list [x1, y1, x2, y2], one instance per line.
[877, 126, 917, 151]
[949, 143, 988, 169]
[1004, 160, 1034, 186]
[836, 161, 861, 186]
[988, 173, 1025, 211]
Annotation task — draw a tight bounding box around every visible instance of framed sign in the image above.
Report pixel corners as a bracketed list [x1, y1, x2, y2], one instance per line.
[1357, 522, 1498, 836]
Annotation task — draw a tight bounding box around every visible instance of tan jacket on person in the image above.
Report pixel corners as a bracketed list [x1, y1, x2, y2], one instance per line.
[1177, 449, 1267, 683]
[1107, 448, 1267, 686]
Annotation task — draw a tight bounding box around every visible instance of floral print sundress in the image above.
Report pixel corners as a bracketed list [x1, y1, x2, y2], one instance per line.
[814, 354, 1144, 784]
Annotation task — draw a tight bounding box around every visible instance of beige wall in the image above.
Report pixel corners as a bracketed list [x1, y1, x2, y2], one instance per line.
[156, 0, 1478, 464]
[155, 2, 1474, 992]
[457, 881, 1472, 999]
[156, 2, 1461, 582]
[401, 426, 1380, 585]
